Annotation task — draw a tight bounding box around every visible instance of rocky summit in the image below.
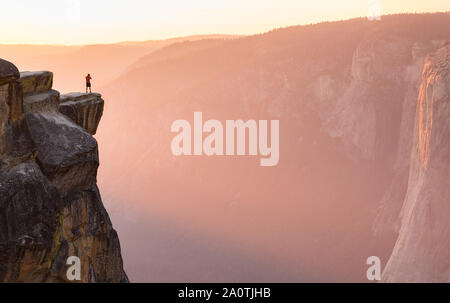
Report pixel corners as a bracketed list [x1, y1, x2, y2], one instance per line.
[0, 59, 128, 282]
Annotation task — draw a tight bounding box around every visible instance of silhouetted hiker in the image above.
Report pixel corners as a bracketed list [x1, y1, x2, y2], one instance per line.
[85, 73, 92, 93]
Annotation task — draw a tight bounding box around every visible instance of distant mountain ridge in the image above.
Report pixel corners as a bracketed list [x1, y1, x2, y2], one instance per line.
[0, 34, 239, 93]
[97, 13, 450, 282]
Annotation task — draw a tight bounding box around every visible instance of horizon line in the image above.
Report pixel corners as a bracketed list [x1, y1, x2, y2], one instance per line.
[1, 11, 448, 47]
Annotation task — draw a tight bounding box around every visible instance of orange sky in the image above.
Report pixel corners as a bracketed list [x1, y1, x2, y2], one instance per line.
[1, 0, 450, 45]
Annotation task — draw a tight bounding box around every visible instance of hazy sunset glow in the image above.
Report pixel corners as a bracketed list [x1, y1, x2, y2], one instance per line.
[1, 0, 450, 45]
[1, 0, 449, 283]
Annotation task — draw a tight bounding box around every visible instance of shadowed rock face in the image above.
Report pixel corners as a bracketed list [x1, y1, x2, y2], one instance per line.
[26, 111, 99, 195]
[0, 59, 19, 86]
[0, 69, 34, 168]
[0, 59, 127, 282]
[382, 44, 450, 282]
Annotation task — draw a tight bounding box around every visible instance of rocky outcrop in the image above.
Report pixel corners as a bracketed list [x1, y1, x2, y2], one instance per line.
[60, 92, 104, 135]
[382, 44, 450, 282]
[0, 63, 35, 169]
[0, 60, 127, 282]
[19, 71, 53, 96]
[22, 72, 100, 197]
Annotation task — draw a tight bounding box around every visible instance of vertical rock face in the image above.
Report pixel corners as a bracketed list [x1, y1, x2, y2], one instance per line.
[60, 92, 104, 135]
[0, 59, 35, 167]
[382, 44, 450, 282]
[0, 59, 128, 282]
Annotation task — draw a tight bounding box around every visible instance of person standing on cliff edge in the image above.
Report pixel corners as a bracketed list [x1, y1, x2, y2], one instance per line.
[85, 73, 92, 93]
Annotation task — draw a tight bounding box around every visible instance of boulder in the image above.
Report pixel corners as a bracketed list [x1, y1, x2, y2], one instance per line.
[26, 111, 99, 195]
[18, 71, 53, 96]
[60, 93, 104, 135]
[0, 60, 35, 168]
[0, 59, 19, 85]
[23, 89, 60, 113]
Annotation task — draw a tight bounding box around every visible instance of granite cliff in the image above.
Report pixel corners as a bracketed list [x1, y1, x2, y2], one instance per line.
[381, 44, 450, 282]
[0, 59, 127, 282]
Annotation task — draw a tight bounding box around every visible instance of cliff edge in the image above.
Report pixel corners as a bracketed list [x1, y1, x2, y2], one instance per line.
[382, 44, 450, 282]
[0, 59, 128, 282]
